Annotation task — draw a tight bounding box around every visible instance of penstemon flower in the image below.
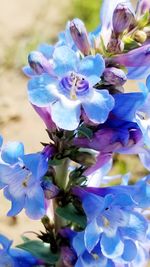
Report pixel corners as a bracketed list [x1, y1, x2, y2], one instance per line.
[1, 0, 150, 266]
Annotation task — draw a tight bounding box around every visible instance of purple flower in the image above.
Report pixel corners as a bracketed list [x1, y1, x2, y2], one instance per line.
[112, 3, 135, 35]
[109, 44, 150, 79]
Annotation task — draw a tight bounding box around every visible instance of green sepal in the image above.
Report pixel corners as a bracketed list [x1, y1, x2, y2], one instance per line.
[123, 36, 140, 51]
[56, 203, 87, 228]
[138, 11, 150, 28]
[78, 124, 93, 139]
[17, 240, 59, 264]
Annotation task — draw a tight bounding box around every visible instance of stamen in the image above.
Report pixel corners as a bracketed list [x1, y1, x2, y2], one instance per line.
[22, 172, 32, 188]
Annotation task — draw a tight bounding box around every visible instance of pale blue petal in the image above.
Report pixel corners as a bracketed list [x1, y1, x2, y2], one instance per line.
[83, 193, 104, 219]
[84, 219, 102, 252]
[0, 135, 3, 147]
[25, 184, 46, 219]
[78, 54, 105, 78]
[51, 99, 81, 130]
[28, 74, 58, 107]
[139, 150, 150, 171]
[4, 188, 25, 216]
[22, 66, 35, 77]
[38, 43, 54, 59]
[0, 234, 12, 250]
[122, 239, 137, 262]
[120, 211, 148, 241]
[72, 232, 85, 256]
[87, 75, 101, 87]
[20, 153, 48, 179]
[53, 46, 78, 76]
[82, 90, 114, 124]
[1, 142, 24, 164]
[0, 164, 24, 185]
[101, 232, 124, 259]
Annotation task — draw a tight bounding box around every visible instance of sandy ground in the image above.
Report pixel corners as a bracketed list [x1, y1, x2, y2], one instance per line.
[0, 0, 72, 244]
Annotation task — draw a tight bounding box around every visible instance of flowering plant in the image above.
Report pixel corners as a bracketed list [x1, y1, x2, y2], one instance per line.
[1, 0, 150, 266]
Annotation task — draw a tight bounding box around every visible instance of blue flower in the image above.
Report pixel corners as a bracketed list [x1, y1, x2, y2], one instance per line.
[0, 151, 48, 219]
[28, 45, 114, 130]
[72, 187, 148, 264]
[0, 234, 38, 267]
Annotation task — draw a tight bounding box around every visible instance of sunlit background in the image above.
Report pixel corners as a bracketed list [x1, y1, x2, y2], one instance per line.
[0, 1, 149, 265]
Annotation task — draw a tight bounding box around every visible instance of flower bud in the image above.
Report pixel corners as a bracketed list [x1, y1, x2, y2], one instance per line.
[136, 0, 150, 16]
[134, 30, 147, 43]
[61, 247, 76, 267]
[69, 18, 90, 55]
[113, 4, 135, 35]
[103, 67, 127, 86]
[107, 37, 124, 54]
[28, 51, 53, 75]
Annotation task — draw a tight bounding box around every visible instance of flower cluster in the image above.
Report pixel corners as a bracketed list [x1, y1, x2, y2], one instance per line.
[1, 0, 150, 266]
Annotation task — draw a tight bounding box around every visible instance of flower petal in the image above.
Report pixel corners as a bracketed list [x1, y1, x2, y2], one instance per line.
[53, 46, 78, 76]
[4, 188, 25, 216]
[101, 232, 124, 259]
[28, 74, 58, 107]
[38, 43, 54, 59]
[51, 98, 81, 130]
[82, 193, 104, 219]
[112, 92, 146, 121]
[120, 211, 148, 241]
[122, 239, 137, 262]
[84, 219, 102, 252]
[72, 232, 85, 256]
[22, 66, 35, 77]
[1, 142, 24, 164]
[25, 184, 46, 219]
[78, 54, 105, 78]
[20, 153, 48, 179]
[82, 90, 114, 124]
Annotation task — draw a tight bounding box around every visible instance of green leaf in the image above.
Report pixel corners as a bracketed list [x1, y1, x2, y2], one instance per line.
[56, 204, 87, 228]
[138, 10, 150, 28]
[78, 125, 93, 139]
[17, 240, 59, 264]
[21, 236, 31, 243]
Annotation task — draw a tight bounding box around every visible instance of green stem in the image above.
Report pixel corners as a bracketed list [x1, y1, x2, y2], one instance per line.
[55, 158, 69, 190]
[53, 159, 70, 267]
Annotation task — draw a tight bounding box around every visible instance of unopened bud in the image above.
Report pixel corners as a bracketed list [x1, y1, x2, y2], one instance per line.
[41, 180, 59, 200]
[113, 4, 135, 35]
[134, 30, 147, 43]
[61, 247, 76, 267]
[136, 0, 150, 16]
[69, 18, 90, 55]
[70, 151, 96, 167]
[28, 51, 52, 75]
[107, 37, 124, 54]
[103, 67, 127, 86]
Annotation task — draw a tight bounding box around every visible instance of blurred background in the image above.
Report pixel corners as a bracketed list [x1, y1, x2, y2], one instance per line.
[0, 0, 148, 258]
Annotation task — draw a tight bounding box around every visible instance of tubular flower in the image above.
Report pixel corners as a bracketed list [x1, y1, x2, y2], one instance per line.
[28, 45, 114, 130]
[0, 234, 38, 267]
[0, 149, 49, 219]
[71, 185, 150, 266]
